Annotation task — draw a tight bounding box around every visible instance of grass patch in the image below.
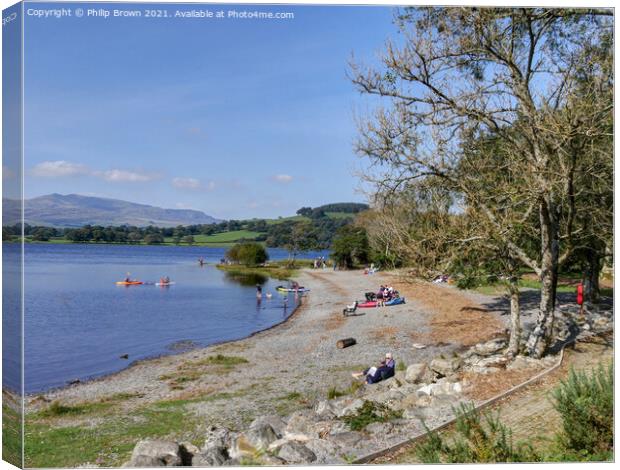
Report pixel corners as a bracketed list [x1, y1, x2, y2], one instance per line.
[216, 263, 296, 281]
[36, 400, 114, 419]
[2, 401, 22, 467]
[25, 400, 197, 468]
[396, 360, 407, 372]
[326, 380, 364, 400]
[159, 355, 249, 388]
[281, 391, 303, 401]
[341, 400, 403, 431]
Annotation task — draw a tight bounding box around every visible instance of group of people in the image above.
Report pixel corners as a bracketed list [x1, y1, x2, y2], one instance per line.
[363, 263, 378, 275]
[365, 285, 399, 302]
[313, 256, 328, 269]
[352, 352, 395, 384]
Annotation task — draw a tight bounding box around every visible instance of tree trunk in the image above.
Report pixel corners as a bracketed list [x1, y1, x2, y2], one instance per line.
[507, 277, 521, 357]
[584, 244, 603, 304]
[526, 200, 558, 358]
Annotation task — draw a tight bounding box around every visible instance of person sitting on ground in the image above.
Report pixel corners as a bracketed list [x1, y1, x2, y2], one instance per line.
[352, 353, 396, 384]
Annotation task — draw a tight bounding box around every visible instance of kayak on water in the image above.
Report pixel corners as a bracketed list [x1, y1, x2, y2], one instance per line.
[155, 282, 176, 286]
[276, 286, 310, 293]
[115, 281, 143, 285]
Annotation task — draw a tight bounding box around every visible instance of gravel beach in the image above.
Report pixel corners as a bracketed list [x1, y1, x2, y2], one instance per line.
[29, 269, 507, 430]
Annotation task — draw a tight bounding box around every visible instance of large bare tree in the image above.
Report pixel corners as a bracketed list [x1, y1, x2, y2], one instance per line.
[350, 7, 612, 357]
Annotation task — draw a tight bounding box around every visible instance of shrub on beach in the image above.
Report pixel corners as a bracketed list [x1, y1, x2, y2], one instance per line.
[416, 402, 539, 463]
[226, 242, 269, 267]
[551, 363, 613, 461]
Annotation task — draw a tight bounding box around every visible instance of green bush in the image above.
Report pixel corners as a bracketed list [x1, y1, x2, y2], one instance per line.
[226, 242, 268, 267]
[342, 400, 402, 431]
[551, 363, 613, 460]
[416, 402, 539, 463]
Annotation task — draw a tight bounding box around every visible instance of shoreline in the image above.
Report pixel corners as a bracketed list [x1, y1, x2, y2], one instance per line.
[28, 269, 495, 413]
[22, 287, 309, 397]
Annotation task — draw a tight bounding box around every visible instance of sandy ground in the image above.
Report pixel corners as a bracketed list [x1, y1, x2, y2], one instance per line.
[28, 269, 508, 430]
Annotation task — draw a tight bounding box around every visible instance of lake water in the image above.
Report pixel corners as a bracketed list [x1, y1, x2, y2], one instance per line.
[2, 243, 328, 393]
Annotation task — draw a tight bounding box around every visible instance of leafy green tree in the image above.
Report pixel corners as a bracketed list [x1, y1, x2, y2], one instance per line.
[226, 242, 269, 267]
[182, 235, 195, 245]
[127, 231, 143, 244]
[331, 225, 370, 269]
[144, 233, 164, 245]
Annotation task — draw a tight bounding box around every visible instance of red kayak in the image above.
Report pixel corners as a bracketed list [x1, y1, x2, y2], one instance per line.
[357, 300, 379, 308]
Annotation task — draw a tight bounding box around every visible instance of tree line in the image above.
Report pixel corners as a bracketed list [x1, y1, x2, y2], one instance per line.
[346, 7, 612, 358]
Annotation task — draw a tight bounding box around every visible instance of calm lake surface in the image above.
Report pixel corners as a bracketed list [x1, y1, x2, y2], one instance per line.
[3, 243, 328, 393]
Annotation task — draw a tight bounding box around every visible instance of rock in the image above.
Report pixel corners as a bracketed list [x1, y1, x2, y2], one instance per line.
[473, 338, 507, 356]
[329, 431, 364, 448]
[405, 363, 431, 384]
[242, 423, 279, 450]
[412, 343, 427, 349]
[123, 455, 166, 467]
[249, 415, 287, 438]
[277, 441, 317, 464]
[314, 400, 336, 419]
[179, 441, 199, 456]
[416, 382, 462, 397]
[258, 454, 286, 465]
[370, 390, 404, 410]
[285, 410, 318, 437]
[328, 421, 349, 435]
[430, 357, 462, 377]
[365, 422, 394, 435]
[128, 440, 185, 467]
[203, 426, 233, 450]
[305, 439, 344, 464]
[229, 435, 258, 460]
[335, 398, 365, 417]
[192, 446, 230, 466]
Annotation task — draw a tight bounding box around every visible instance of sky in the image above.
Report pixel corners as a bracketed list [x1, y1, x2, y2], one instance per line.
[18, 1, 398, 220]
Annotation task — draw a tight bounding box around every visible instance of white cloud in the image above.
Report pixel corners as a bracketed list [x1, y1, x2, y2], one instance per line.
[172, 177, 216, 191]
[272, 174, 293, 184]
[31, 160, 89, 177]
[172, 177, 202, 190]
[99, 169, 155, 183]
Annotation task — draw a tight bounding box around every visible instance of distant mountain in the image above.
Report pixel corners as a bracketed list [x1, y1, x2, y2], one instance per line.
[2, 194, 220, 227]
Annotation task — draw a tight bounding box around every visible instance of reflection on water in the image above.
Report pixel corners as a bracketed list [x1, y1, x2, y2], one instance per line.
[224, 271, 269, 287]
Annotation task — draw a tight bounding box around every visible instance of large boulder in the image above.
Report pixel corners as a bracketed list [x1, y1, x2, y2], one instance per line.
[203, 426, 233, 450]
[335, 398, 365, 417]
[192, 446, 229, 466]
[126, 440, 185, 467]
[473, 338, 507, 356]
[229, 435, 258, 460]
[314, 400, 336, 419]
[305, 438, 344, 464]
[430, 357, 462, 377]
[249, 415, 287, 438]
[285, 410, 318, 438]
[328, 431, 364, 448]
[405, 363, 432, 384]
[243, 423, 279, 450]
[277, 441, 317, 464]
[417, 381, 462, 397]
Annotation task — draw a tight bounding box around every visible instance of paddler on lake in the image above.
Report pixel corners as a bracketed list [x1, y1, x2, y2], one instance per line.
[256, 284, 262, 298]
[198, 257, 205, 266]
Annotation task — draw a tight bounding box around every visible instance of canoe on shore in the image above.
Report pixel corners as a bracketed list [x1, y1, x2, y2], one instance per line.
[276, 286, 310, 293]
[357, 297, 406, 308]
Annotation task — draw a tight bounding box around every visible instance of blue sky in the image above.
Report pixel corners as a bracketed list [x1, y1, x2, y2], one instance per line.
[21, 2, 397, 219]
